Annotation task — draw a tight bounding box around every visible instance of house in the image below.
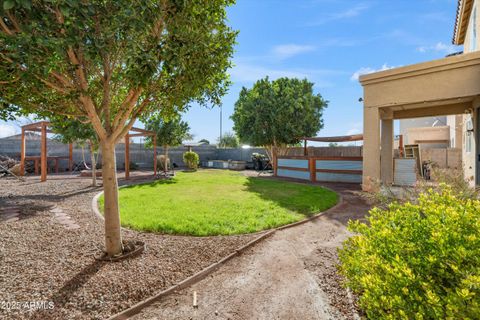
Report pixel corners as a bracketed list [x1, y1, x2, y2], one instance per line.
[360, 0, 480, 191]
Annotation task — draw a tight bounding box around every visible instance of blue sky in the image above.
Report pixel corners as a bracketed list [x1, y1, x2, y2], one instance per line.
[183, 0, 461, 143]
[0, 0, 462, 143]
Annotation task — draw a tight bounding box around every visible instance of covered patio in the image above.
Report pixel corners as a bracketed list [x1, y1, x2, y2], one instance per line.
[360, 50, 480, 191]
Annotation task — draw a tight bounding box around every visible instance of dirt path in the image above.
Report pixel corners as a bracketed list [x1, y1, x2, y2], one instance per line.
[132, 183, 370, 320]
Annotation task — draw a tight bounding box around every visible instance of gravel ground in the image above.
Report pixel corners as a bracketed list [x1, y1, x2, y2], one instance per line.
[0, 173, 259, 320]
[132, 182, 369, 320]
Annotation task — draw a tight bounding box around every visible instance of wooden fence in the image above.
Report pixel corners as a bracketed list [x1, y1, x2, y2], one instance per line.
[276, 155, 363, 184]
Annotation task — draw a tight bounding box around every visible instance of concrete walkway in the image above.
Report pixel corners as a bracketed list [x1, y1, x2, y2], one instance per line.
[131, 183, 370, 320]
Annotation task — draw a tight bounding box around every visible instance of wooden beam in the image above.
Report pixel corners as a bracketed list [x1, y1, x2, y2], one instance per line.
[153, 135, 157, 176]
[130, 127, 155, 135]
[20, 128, 25, 176]
[40, 123, 47, 182]
[125, 134, 130, 180]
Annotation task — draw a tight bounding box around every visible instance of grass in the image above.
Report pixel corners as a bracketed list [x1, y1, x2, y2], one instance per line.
[99, 170, 338, 236]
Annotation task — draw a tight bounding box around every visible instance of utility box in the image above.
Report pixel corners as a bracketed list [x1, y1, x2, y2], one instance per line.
[394, 158, 417, 186]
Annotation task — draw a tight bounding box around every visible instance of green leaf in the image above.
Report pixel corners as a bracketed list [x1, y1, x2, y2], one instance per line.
[3, 0, 15, 10]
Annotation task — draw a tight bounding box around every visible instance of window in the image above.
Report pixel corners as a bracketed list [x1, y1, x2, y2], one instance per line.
[466, 117, 474, 153]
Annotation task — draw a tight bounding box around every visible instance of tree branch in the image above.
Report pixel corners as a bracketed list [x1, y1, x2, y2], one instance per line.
[0, 18, 14, 35]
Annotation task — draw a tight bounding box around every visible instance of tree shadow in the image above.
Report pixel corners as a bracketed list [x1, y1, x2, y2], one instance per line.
[243, 176, 339, 217]
[243, 176, 370, 227]
[30, 259, 106, 319]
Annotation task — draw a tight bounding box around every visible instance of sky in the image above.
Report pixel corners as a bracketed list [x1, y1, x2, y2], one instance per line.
[0, 0, 463, 144]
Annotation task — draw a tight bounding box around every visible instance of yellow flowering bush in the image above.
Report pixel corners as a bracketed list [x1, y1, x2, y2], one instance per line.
[339, 185, 480, 319]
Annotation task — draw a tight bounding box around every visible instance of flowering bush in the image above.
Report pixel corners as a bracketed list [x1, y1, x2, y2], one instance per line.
[339, 185, 480, 319]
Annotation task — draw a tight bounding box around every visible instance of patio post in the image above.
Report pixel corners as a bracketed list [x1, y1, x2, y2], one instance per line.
[69, 143, 73, 172]
[40, 122, 47, 182]
[153, 135, 157, 176]
[380, 116, 394, 185]
[125, 134, 130, 180]
[20, 127, 25, 176]
[362, 107, 381, 191]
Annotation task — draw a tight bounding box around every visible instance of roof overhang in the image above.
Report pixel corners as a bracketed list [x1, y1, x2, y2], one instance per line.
[453, 0, 474, 45]
[360, 50, 480, 117]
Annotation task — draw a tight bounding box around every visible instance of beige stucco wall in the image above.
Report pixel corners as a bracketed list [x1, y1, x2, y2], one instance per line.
[406, 126, 450, 145]
[462, 3, 479, 187]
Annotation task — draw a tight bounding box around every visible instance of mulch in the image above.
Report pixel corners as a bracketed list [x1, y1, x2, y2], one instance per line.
[0, 174, 258, 320]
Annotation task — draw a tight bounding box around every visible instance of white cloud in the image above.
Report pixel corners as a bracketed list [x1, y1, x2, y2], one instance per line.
[0, 123, 18, 138]
[271, 44, 316, 60]
[346, 122, 363, 135]
[417, 42, 459, 55]
[308, 3, 370, 26]
[333, 3, 370, 19]
[350, 63, 397, 81]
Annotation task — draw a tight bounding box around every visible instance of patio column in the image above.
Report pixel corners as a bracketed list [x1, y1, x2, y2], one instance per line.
[40, 123, 47, 182]
[362, 106, 381, 191]
[20, 127, 25, 176]
[381, 118, 394, 185]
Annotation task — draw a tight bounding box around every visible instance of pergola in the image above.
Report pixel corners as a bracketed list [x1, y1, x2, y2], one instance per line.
[301, 134, 363, 155]
[20, 121, 73, 182]
[124, 127, 157, 180]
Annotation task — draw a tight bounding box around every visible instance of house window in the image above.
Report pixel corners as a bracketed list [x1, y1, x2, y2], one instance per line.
[466, 117, 474, 153]
[471, 6, 478, 51]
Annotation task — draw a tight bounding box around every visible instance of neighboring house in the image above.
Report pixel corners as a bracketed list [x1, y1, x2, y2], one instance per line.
[360, 0, 480, 190]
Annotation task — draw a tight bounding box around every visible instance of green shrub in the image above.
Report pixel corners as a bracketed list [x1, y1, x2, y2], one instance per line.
[339, 185, 480, 319]
[183, 151, 199, 170]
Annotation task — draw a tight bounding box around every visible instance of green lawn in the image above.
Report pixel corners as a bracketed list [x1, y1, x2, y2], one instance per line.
[99, 170, 338, 236]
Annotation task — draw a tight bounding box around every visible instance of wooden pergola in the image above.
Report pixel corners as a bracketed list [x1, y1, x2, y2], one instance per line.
[124, 127, 157, 180]
[301, 134, 364, 156]
[20, 121, 73, 182]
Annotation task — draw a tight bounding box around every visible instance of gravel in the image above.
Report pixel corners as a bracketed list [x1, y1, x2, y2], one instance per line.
[0, 174, 258, 319]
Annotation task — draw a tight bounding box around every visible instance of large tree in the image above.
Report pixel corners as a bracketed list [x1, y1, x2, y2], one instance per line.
[0, 1, 236, 256]
[231, 77, 327, 165]
[142, 112, 191, 172]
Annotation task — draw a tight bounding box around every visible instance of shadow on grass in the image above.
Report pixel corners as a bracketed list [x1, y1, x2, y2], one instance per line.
[120, 177, 178, 190]
[243, 176, 339, 218]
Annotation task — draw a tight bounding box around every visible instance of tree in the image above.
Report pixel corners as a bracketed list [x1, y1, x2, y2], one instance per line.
[49, 116, 99, 186]
[0, 1, 236, 257]
[328, 142, 339, 147]
[217, 131, 239, 148]
[0, 104, 19, 121]
[231, 77, 327, 166]
[198, 139, 210, 145]
[142, 113, 191, 173]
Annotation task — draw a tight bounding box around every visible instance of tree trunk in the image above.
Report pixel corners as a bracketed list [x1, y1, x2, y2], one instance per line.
[101, 141, 123, 256]
[164, 145, 169, 173]
[90, 142, 97, 187]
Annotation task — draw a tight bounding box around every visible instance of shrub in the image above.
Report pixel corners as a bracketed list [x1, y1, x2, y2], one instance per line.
[183, 151, 199, 170]
[339, 185, 480, 319]
[363, 167, 479, 210]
